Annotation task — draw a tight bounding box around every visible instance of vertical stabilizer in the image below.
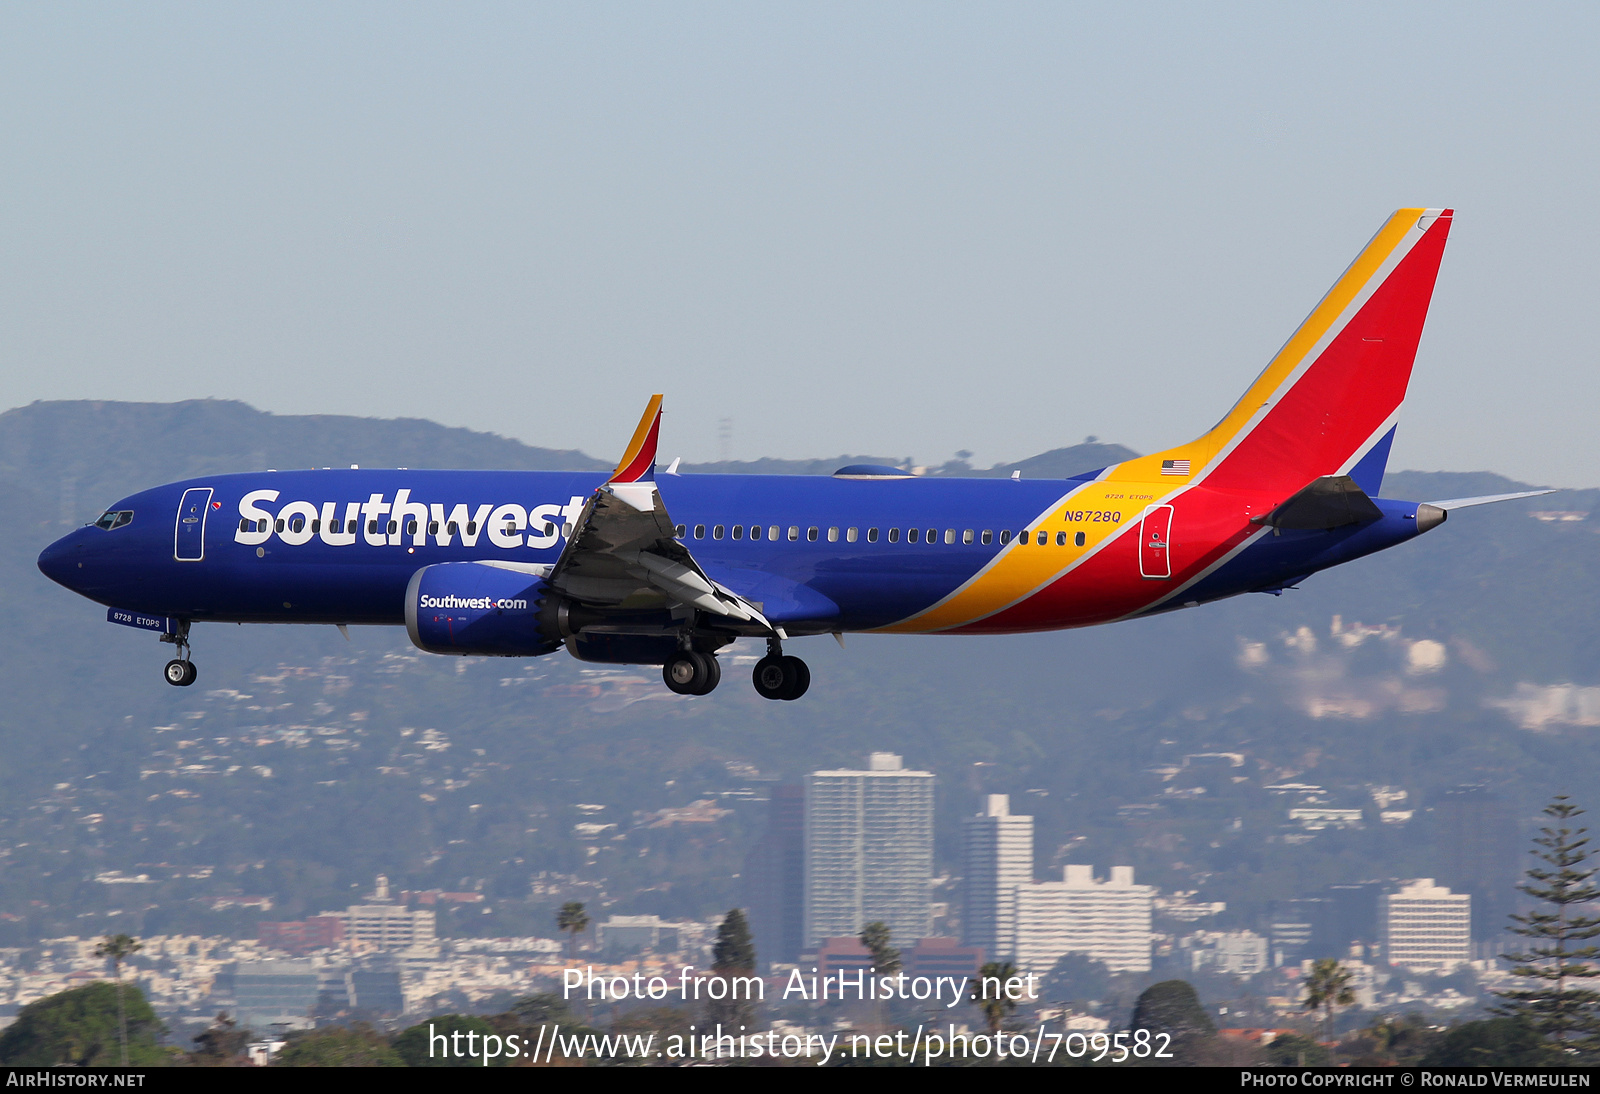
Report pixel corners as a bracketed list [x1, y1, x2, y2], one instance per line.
[1111, 208, 1453, 497]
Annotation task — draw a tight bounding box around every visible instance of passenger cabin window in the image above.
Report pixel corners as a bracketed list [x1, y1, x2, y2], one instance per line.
[238, 518, 249, 532]
[311, 519, 321, 533]
[731, 525, 743, 540]
[887, 528, 899, 543]
[846, 527, 858, 543]
[467, 521, 478, 535]
[866, 527, 878, 543]
[827, 527, 839, 542]
[387, 520, 398, 535]
[330, 519, 342, 534]
[787, 526, 799, 541]
[750, 525, 763, 540]
[1056, 531, 1067, 546]
[981, 530, 992, 545]
[1017, 529, 1028, 544]
[999, 530, 1011, 544]
[1037, 530, 1047, 546]
[962, 529, 974, 545]
[1075, 531, 1086, 547]
[807, 527, 819, 542]
[926, 528, 936, 543]
[407, 520, 419, 536]
[448, 521, 460, 536]
[694, 524, 706, 539]
[276, 519, 286, 533]
[674, 524, 685, 537]
[713, 524, 725, 540]
[944, 529, 955, 545]
[907, 528, 919, 543]
[428, 521, 439, 535]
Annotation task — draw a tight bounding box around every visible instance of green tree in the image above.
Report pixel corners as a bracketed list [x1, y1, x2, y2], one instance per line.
[858, 921, 900, 975]
[1421, 1018, 1559, 1067]
[556, 901, 590, 960]
[0, 982, 165, 1066]
[1261, 1031, 1330, 1067]
[394, 1014, 506, 1067]
[1043, 953, 1112, 1005]
[709, 908, 758, 1031]
[1130, 979, 1216, 1055]
[1302, 958, 1356, 1042]
[1495, 796, 1600, 1054]
[970, 961, 1020, 1034]
[190, 1011, 252, 1066]
[94, 932, 142, 1066]
[274, 1023, 403, 1067]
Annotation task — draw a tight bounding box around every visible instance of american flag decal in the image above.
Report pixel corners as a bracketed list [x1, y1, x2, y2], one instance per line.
[1161, 459, 1191, 476]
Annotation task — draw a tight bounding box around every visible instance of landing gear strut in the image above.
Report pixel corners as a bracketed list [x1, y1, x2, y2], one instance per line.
[161, 622, 197, 687]
[662, 650, 720, 696]
[752, 637, 808, 701]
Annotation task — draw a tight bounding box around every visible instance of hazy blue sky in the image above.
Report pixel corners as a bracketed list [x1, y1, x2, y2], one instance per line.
[2, 3, 1596, 484]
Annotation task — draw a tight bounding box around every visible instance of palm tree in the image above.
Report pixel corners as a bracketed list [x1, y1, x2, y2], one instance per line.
[972, 960, 1019, 1034]
[1302, 957, 1356, 1043]
[556, 902, 590, 961]
[94, 933, 142, 1066]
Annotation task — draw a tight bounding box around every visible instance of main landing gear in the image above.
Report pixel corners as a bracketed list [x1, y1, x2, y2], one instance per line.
[662, 650, 721, 696]
[161, 622, 197, 687]
[752, 638, 808, 702]
[662, 635, 810, 700]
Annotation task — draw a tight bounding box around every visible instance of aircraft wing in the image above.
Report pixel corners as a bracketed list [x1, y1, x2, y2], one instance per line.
[545, 396, 774, 630]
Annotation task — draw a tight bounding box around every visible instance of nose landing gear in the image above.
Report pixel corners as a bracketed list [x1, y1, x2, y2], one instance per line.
[160, 621, 197, 687]
[164, 658, 197, 687]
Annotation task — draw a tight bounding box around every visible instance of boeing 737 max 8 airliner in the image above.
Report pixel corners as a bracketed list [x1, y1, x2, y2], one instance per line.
[37, 208, 1548, 699]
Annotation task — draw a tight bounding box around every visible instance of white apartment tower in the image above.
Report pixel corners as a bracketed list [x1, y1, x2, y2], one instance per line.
[805, 752, 935, 947]
[1383, 878, 1471, 970]
[1014, 865, 1155, 974]
[962, 794, 1034, 960]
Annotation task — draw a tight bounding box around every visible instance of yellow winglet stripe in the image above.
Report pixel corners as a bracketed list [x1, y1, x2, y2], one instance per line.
[610, 394, 664, 482]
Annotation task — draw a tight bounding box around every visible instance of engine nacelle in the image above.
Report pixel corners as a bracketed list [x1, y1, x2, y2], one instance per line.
[405, 562, 563, 657]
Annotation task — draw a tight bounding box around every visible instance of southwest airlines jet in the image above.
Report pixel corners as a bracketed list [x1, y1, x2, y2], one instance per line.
[38, 209, 1545, 700]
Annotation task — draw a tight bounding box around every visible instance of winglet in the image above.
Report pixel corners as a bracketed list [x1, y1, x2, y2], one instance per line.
[610, 395, 664, 483]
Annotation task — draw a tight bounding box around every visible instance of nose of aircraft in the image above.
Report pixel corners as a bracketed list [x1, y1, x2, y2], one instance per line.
[37, 530, 89, 591]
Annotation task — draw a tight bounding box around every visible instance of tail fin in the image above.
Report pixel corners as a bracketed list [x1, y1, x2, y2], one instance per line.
[1111, 208, 1453, 498]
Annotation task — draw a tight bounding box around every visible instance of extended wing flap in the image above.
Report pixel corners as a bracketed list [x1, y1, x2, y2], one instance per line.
[548, 397, 772, 630]
[1251, 474, 1384, 531]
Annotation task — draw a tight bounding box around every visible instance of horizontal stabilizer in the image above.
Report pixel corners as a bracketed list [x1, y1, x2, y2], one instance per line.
[1251, 475, 1383, 531]
[1424, 489, 1556, 510]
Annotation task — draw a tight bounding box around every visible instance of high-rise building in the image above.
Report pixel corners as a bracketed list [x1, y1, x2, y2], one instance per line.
[1013, 865, 1154, 974]
[804, 752, 935, 948]
[962, 794, 1034, 960]
[1382, 878, 1471, 970]
[1435, 786, 1518, 939]
[1268, 897, 1336, 967]
[233, 959, 320, 1032]
[743, 784, 805, 966]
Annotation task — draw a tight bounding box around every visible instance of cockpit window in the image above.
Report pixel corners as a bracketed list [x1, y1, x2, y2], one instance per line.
[93, 510, 134, 530]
